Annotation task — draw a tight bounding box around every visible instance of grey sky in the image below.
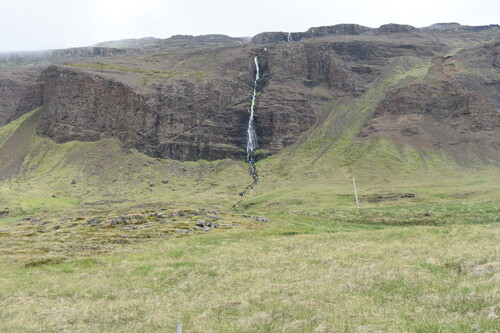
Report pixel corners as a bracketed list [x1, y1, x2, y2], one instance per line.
[0, 0, 498, 52]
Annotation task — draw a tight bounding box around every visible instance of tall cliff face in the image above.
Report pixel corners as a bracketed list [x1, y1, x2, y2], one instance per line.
[251, 24, 374, 44]
[15, 38, 390, 161]
[0, 68, 43, 125]
[20, 57, 323, 161]
[36, 66, 156, 147]
[4, 25, 500, 164]
[0, 46, 146, 126]
[251, 23, 423, 44]
[25, 66, 250, 160]
[251, 23, 499, 44]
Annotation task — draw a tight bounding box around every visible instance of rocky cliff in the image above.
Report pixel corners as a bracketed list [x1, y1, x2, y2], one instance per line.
[3, 25, 500, 163]
[16, 56, 320, 161]
[251, 23, 499, 44]
[0, 68, 43, 125]
[18, 65, 250, 160]
[360, 41, 500, 162]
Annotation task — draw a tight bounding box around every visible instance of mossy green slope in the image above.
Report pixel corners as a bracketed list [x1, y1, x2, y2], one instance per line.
[0, 108, 253, 218]
[242, 57, 500, 212]
[1, 55, 499, 219]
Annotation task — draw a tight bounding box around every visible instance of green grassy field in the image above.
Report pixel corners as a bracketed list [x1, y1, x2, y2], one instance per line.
[1, 97, 499, 331]
[0, 208, 498, 332]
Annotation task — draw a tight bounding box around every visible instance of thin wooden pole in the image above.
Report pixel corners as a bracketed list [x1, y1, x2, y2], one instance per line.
[352, 177, 360, 209]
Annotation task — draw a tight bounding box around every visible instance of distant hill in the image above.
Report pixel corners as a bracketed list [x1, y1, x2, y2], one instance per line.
[94, 34, 249, 50]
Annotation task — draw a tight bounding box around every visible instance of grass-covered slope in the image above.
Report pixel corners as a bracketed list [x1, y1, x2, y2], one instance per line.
[1, 67, 500, 220]
[242, 56, 500, 213]
[0, 108, 253, 219]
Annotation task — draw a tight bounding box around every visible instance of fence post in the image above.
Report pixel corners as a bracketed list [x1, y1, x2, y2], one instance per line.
[176, 321, 182, 333]
[352, 176, 360, 209]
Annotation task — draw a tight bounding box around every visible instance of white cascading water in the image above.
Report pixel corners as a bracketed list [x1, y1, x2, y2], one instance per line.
[287, 32, 293, 42]
[245, 56, 260, 186]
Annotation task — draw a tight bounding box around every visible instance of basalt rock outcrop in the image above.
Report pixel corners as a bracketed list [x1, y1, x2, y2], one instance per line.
[376, 24, 418, 33]
[20, 66, 252, 161]
[251, 23, 499, 44]
[3, 24, 500, 164]
[422, 23, 500, 33]
[360, 50, 500, 162]
[251, 23, 422, 44]
[16, 37, 407, 161]
[251, 24, 373, 44]
[16, 58, 322, 161]
[0, 47, 140, 64]
[0, 47, 143, 125]
[0, 68, 43, 125]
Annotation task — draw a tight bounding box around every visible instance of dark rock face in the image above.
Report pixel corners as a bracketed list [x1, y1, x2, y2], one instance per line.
[252, 23, 499, 45]
[306, 24, 372, 37]
[5, 24, 500, 164]
[0, 68, 42, 125]
[0, 47, 139, 65]
[252, 24, 419, 44]
[422, 23, 500, 33]
[151, 78, 251, 160]
[49, 47, 137, 60]
[0, 47, 142, 125]
[20, 59, 324, 161]
[36, 66, 156, 145]
[19, 38, 405, 161]
[251, 24, 372, 44]
[12, 81, 44, 121]
[251, 32, 290, 44]
[0, 78, 28, 125]
[249, 42, 380, 151]
[377, 24, 417, 33]
[26, 66, 251, 161]
[361, 55, 500, 161]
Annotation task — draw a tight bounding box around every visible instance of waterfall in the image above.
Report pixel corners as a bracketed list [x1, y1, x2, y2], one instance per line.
[232, 56, 262, 203]
[245, 56, 260, 185]
[287, 32, 293, 42]
[246, 57, 259, 162]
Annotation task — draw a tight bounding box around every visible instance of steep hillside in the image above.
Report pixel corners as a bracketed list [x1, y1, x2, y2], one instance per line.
[1, 23, 499, 217]
[5, 24, 498, 162]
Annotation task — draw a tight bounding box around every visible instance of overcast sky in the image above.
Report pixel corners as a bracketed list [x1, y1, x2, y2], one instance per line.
[0, 0, 498, 52]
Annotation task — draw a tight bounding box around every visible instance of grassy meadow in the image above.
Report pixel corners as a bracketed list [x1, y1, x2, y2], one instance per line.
[1, 85, 499, 331]
[0, 207, 499, 332]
